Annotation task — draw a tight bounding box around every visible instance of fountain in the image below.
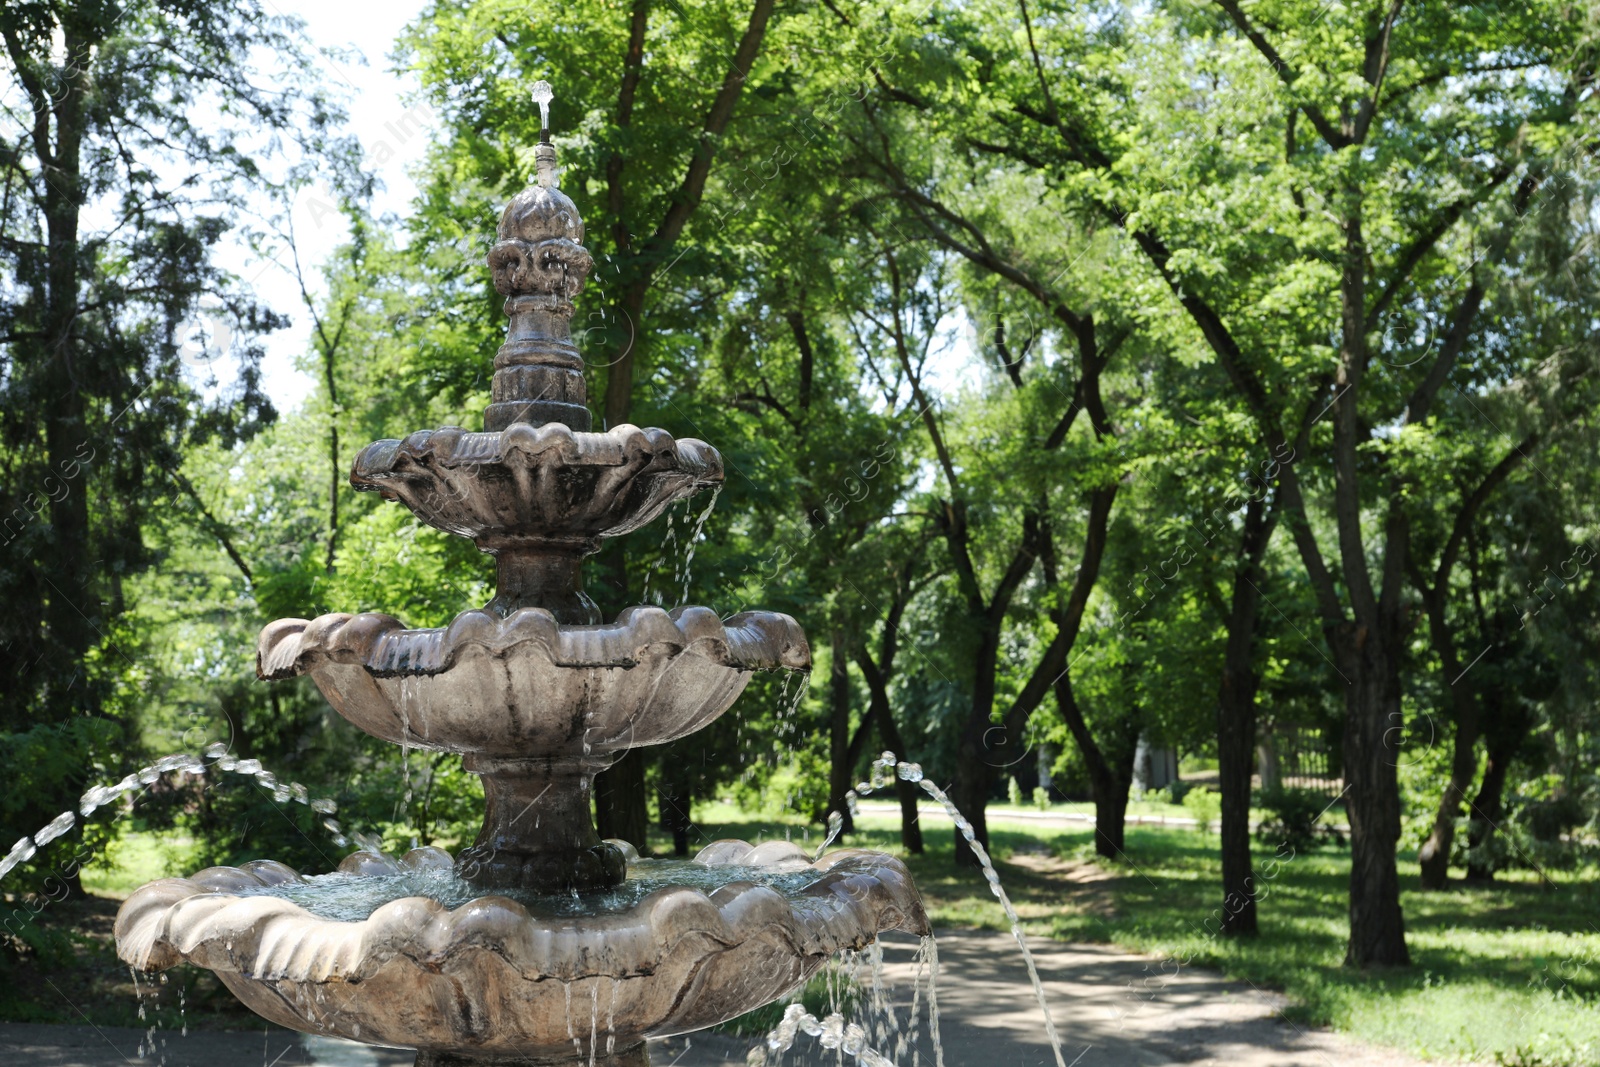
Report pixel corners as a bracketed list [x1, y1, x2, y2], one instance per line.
[114, 84, 928, 1067]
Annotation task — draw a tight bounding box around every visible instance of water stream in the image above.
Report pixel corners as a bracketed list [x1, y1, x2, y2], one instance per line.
[641, 501, 682, 607]
[0, 745, 351, 885]
[833, 752, 1066, 1067]
[758, 1002, 899, 1067]
[675, 485, 721, 605]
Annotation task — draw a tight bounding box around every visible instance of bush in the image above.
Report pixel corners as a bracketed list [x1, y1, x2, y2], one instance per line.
[1255, 787, 1344, 852]
[1008, 777, 1023, 806]
[1181, 787, 1221, 834]
[1164, 779, 1196, 804]
[1032, 786, 1050, 810]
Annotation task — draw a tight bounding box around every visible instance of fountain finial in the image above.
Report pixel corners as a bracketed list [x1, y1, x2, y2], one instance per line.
[483, 79, 592, 432]
[532, 79, 554, 143]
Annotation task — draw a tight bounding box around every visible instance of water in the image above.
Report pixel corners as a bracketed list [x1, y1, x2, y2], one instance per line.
[237, 858, 829, 923]
[642, 501, 681, 606]
[757, 1002, 897, 1067]
[398, 676, 419, 819]
[814, 810, 845, 861]
[776, 668, 810, 739]
[829, 752, 1066, 1067]
[0, 745, 351, 884]
[676, 485, 721, 604]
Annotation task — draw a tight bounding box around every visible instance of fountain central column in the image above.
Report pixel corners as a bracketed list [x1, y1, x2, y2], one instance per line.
[453, 134, 625, 891]
[455, 756, 625, 891]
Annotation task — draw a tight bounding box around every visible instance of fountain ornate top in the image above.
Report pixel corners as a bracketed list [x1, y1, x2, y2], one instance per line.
[484, 82, 594, 431]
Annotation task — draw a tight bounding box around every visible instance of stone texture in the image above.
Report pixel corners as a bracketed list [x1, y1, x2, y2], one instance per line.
[115, 844, 929, 1062]
[349, 423, 722, 555]
[256, 606, 809, 758]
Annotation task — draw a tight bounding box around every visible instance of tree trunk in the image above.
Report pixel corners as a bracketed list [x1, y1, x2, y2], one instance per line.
[1216, 496, 1272, 935]
[594, 749, 650, 854]
[1414, 582, 1483, 890]
[39, 42, 96, 720]
[1054, 671, 1134, 859]
[874, 693, 923, 854]
[950, 623, 1004, 867]
[1088, 760, 1131, 857]
[656, 771, 691, 857]
[950, 756, 993, 865]
[826, 631, 856, 834]
[1464, 701, 1531, 882]
[1339, 641, 1411, 967]
[1416, 723, 1479, 891]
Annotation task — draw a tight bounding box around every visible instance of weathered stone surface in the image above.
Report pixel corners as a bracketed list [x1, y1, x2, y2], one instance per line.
[115, 844, 929, 1061]
[256, 606, 809, 757]
[350, 423, 722, 554]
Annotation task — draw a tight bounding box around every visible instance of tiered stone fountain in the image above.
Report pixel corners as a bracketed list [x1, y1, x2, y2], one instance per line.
[115, 86, 927, 1067]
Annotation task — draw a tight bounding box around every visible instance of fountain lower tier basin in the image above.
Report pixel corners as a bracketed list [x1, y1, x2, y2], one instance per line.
[351, 422, 721, 555]
[257, 606, 809, 759]
[114, 841, 928, 1063]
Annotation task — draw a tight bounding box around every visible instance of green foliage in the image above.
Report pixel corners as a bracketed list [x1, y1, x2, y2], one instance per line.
[4, 5, 1600, 1052]
[1181, 787, 1221, 834]
[1256, 788, 1345, 853]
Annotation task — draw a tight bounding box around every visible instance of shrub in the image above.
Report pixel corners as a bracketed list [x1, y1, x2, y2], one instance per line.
[1256, 787, 1344, 852]
[1032, 786, 1050, 810]
[1008, 777, 1024, 806]
[1164, 779, 1196, 804]
[1182, 787, 1221, 834]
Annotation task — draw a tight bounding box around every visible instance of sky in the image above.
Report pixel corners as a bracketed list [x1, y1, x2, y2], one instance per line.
[231, 0, 437, 414]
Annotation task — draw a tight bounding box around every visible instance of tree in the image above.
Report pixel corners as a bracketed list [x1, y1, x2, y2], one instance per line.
[0, 0, 356, 892]
[903, 0, 1592, 966]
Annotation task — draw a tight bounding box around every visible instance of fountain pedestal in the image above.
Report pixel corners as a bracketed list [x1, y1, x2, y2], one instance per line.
[456, 756, 625, 891]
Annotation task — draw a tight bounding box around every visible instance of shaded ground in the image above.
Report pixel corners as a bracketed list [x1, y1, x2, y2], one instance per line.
[9, 817, 1596, 1064]
[1, 929, 1435, 1066]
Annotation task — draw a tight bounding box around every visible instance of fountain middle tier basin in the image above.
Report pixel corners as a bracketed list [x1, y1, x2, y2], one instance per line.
[114, 842, 928, 1062]
[257, 606, 809, 758]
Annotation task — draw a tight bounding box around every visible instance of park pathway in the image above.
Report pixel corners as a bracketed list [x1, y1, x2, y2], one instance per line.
[1, 930, 1432, 1067]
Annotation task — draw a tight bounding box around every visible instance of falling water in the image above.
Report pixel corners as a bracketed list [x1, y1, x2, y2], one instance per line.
[588, 982, 600, 1067]
[0, 744, 351, 886]
[398, 675, 419, 819]
[676, 485, 721, 604]
[904, 936, 935, 1067]
[642, 502, 682, 607]
[774, 667, 810, 755]
[839, 752, 1067, 1067]
[814, 810, 845, 861]
[758, 1003, 897, 1067]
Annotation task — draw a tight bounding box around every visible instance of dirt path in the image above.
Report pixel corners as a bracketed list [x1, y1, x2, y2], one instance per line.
[668, 929, 1437, 1067]
[3, 928, 1437, 1067]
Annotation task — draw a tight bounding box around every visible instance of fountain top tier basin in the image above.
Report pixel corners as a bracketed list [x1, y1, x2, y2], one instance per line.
[115, 840, 928, 1061]
[350, 421, 723, 559]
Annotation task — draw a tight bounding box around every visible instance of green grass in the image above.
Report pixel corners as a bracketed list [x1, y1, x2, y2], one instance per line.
[683, 802, 1600, 1067]
[79, 830, 199, 898]
[13, 807, 1599, 1065]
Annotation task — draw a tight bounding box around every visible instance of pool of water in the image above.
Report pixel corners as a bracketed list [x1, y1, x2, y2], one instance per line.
[236, 858, 824, 922]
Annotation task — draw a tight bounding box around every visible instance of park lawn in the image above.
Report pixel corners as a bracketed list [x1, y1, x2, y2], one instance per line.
[13, 806, 1599, 1065]
[79, 830, 200, 898]
[691, 803, 1600, 1067]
